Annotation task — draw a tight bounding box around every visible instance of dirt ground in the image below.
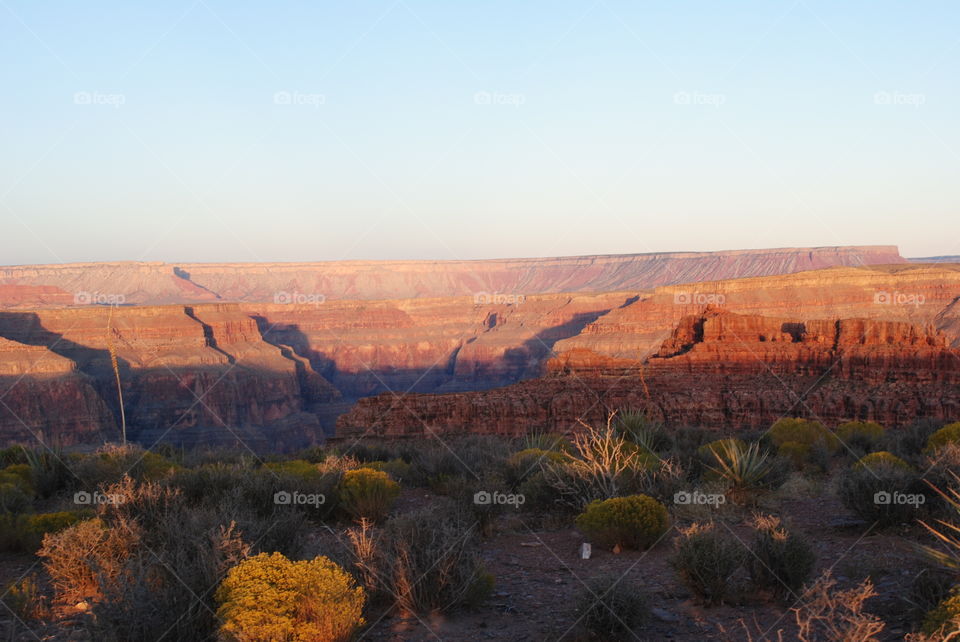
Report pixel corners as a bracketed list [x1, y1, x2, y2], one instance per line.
[0, 482, 938, 641]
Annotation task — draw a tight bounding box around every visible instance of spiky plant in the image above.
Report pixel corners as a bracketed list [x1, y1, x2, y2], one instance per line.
[707, 440, 773, 503]
[919, 472, 960, 575]
[614, 409, 667, 454]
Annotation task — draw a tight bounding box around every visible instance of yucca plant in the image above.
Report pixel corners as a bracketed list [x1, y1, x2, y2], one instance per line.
[707, 440, 773, 504]
[919, 473, 960, 575]
[614, 409, 668, 454]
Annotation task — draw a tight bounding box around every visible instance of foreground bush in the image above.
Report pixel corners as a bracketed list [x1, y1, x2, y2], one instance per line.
[576, 494, 669, 550]
[747, 514, 816, 602]
[926, 423, 960, 454]
[853, 451, 911, 473]
[216, 552, 365, 642]
[836, 421, 886, 455]
[838, 463, 928, 527]
[576, 575, 648, 639]
[670, 522, 744, 605]
[922, 589, 960, 636]
[350, 501, 492, 614]
[0, 510, 91, 553]
[338, 467, 400, 521]
[793, 570, 884, 641]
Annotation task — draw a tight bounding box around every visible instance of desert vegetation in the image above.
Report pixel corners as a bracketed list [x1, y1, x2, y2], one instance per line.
[2, 415, 960, 640]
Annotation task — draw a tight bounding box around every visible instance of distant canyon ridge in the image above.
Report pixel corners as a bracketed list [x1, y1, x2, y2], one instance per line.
[1, 245, 958, 450]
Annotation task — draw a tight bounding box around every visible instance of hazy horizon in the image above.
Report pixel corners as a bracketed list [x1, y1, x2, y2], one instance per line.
[3, 0, 958, 264]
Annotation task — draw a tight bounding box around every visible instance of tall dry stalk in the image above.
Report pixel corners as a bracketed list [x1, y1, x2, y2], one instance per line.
[106, 305, 126, 445]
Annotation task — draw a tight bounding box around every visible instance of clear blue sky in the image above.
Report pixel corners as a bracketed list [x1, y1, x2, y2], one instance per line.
[2, 0, 957, 264]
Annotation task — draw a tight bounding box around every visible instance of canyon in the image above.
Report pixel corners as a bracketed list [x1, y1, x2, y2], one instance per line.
[0, 247, 957, 450]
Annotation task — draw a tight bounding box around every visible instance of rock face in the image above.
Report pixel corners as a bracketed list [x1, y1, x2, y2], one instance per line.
[337, 311, 960, 438]
[0, 306, 334, 451]
[0, 245, 904, 306]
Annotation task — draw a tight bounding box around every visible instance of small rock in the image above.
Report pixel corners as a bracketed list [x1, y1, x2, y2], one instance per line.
[651, 607, 679, 623]
[580, 543, 592, 559]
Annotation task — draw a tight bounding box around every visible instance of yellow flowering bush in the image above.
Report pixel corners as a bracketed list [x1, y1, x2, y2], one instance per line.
[575, 494, 669, 550]
[338, 467, 400, 521]
[769, 418, 839, 452]
[852, 451, 911, 472]
[926, 422, 960, 453]
[216, 552, 365, 642]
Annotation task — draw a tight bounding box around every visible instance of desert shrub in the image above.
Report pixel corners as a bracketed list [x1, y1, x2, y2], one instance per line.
[576, 494, 669, 551]
[777, 440, 812, 470]
[38, 517, 138, 603]
[793, 570, 884, 641]
[922, 589, 960, 636]
[923, 446, 960, 519]
[1, 575, 45, 622]
[367, 500, 493, 613]
[21, 447, 71, 498]
[909, 568, 955, 624]
[747, 514, 816, 602]
[264, 459, 321, 479]
[517, 470, 565, 513]
[0, 481, 31, 514]
[215, 552, 365, 642]
[614, 410, 668, 453]
[853, 451, 912, 472]
[72, 444, 178, 491]
[770, 418, 840, 455]
[888, 419, 942, 458]
[505, 448, 569, 487]
[540, 417, 660, 510]
[838, 463, 928, 527]
[1, 464, 33, 492]
[444, 471, 514, 537]
[697, 438, 747, 464]
[670, 522, 744, 605]
[576, 575, 648, 639]
[0, 510, 93, 553]
[338, 467, 400, 521]
[926, 423, 960, 454]
[836, 421, 886, 456]
[365, 458, 413, 482]
[705, 440, 776, 503]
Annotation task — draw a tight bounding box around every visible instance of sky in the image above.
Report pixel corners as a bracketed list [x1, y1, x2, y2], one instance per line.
[1, 0, 958, 264]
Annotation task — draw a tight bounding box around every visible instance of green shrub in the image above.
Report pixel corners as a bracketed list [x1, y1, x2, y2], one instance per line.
[746, 515, 816, 602]
[520, 432, 572, 453]
[506, 448, 569, 487]
[216, 552, 365, 642]
[777, 441, 811, 470]
[697, 438, 747, 464]
[576, 575, 648, 638]
[365, 458, 413, 482]
[853, 451, 911, 473]
[922, 589, 960, 636]
[338, 467, 400, 521]
[838, 464, 927, 527]
[835, 421, 885, 454]
[0, 481, 31, 514]
[670, 522, 744, 605]
[926, 423, 960, 454]
[264, 459, 321, 479]
[0, 510, 93, 553]
[769, 418, 839, 452]
[575, 494, 669, 550]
